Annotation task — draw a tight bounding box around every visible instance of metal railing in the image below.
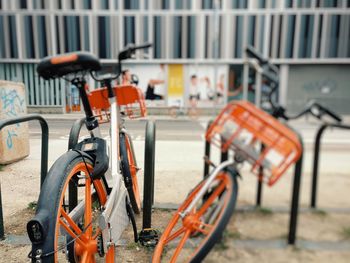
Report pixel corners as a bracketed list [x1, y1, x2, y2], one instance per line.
[0, 114, 49, 239]
[310, 123, 350, 208]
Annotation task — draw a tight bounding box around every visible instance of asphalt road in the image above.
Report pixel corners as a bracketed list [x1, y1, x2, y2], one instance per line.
[28, 119, 206, 141]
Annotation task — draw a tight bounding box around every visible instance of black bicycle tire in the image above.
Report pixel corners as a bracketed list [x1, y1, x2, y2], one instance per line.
[143, 120, 156, 228]
[190, 170, 238, 262]
[120, 132, 141, 214]
[29, 151, 106, 263]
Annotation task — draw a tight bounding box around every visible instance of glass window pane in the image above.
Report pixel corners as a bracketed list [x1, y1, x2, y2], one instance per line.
[328, 15, 340, 57]
[173, 16, 182, 58]
[0, 16, 5, 58]
[23, 16, 35, 58]
[187, 16, 196, 58]
[298, 15, 314, 58]
[9, 16, 18, 58]
[98, 16, 111, 58]
[37, 16, 48, 58]
[124, 16, 135, 45]
[64, 16, 81, 53]
[124, 0, 139, 9]
[153, 16, 162, 58]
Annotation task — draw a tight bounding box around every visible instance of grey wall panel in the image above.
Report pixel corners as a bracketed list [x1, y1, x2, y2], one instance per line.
[287, 65, 350, 114]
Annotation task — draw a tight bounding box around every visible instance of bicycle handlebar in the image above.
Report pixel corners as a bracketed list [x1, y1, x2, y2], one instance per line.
[118, 42, 153, 61]
[310, 102, 342, 122]
[245, 46, 279, 74]
[91, 42, 153, 82]
[245, 46, 342, 123]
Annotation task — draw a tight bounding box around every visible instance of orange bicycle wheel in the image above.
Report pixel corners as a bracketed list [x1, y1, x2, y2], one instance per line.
[120, 132, 141, 214]
[29, 152, 113, 263]
[152, 171, 238, 263]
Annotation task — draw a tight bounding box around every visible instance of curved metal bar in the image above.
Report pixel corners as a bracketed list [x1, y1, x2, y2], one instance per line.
[68, 117, 86, 150]
[311, 123, 350, 208]
[288, 132, 304, 245]
[0, 114, 49, 239]
[0, 114, 49, 187]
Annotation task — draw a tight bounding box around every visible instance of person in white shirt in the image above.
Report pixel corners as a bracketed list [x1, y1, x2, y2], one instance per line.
[189, 75, 200, 107]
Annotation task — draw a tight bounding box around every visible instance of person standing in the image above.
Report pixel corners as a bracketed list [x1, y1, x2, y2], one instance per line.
[121, 69, 131, 85]
[189, 75, 200, 107]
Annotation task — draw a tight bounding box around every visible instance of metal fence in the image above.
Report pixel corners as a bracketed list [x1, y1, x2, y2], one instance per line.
[0, 63, 64, 108]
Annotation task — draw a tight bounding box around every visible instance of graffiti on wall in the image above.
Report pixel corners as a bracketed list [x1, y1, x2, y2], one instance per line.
[0, 88, 25, 149]
[303, 79, 337, 95]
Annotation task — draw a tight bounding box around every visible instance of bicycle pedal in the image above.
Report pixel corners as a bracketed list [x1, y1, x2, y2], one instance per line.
[138, 228, 161, 247]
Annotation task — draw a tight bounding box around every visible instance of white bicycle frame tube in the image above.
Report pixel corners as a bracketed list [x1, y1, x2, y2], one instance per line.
[181, 160, 235, 216]
[100, 96, 123, 220]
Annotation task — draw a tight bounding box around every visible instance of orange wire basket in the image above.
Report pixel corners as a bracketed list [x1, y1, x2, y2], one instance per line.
[206, 101, 302, 186]
[88, 84, 147, 121]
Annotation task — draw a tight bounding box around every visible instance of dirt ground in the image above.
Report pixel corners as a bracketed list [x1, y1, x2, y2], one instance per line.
[0, 142, 350, 262]
[0, 206, 349, 263]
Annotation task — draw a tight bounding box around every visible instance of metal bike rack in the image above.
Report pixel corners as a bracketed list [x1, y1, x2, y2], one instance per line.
[310, 123, 350, 208]
[203, 121, 304, 245]
[0, 114, 49, 239]
[139, 120, 159, 247]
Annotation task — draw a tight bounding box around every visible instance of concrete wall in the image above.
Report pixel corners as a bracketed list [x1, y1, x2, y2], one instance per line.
[287, 65, 350, 114]
[0, 81, 29, 164]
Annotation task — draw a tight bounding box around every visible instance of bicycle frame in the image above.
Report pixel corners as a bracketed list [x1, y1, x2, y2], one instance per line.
[180, 160, 235, 217]
[69, 78, 130, 252]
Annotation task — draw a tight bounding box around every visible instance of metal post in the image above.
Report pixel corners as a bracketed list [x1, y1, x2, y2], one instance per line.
[311, 123, 350, 208]
[0, 184, 4, 240]
[311, 124, 327, 208]
[256, 144, 265, 206]
[0, 114, 49, 239]
[142, 121, 156, 229]
[288, 134, 304, 245]
[204, 120, 213, 178]
[0, 115, 49, 187]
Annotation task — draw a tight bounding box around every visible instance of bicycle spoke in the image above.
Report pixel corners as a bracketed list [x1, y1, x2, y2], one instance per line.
[196, 180, 226, 218]
[165, 227, 186, 244]
[59, 218, 87, 248]
[170, 230, 191, 263]
[193, 221, 213, 235]
[60, 208, 83, 236]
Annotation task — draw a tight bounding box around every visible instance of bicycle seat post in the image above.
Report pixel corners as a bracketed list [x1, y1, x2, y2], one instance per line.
[71, 78, 99, 134]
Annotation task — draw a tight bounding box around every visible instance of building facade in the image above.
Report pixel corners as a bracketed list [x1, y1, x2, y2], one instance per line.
[0, 0, 349, 113]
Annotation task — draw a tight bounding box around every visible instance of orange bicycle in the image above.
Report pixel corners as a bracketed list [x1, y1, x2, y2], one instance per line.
[152, 100, 302, 262]
[27, 43, 153, 262]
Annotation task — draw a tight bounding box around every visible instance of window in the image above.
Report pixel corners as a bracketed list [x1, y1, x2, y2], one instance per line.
[173, 16, 182, 58]
[8, 16, 18, 58]
[124, 0, 139, 9]
[98, 16, 111, 58]
[24, 16, 35, 58]
[285, 15, 296, 58]
[298, 15, 314, 58]
[187, 16, 196, 58]
[124, 16, 135, 46]
[37, 16, 48, 58]
[64, 16, 81, 53]
[19, 0, 27, 9]
[328, 15, 340, 57]
[82, 0, 92, 9]
[0, 16, 5, 58]
[153, 16, 162, 58]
